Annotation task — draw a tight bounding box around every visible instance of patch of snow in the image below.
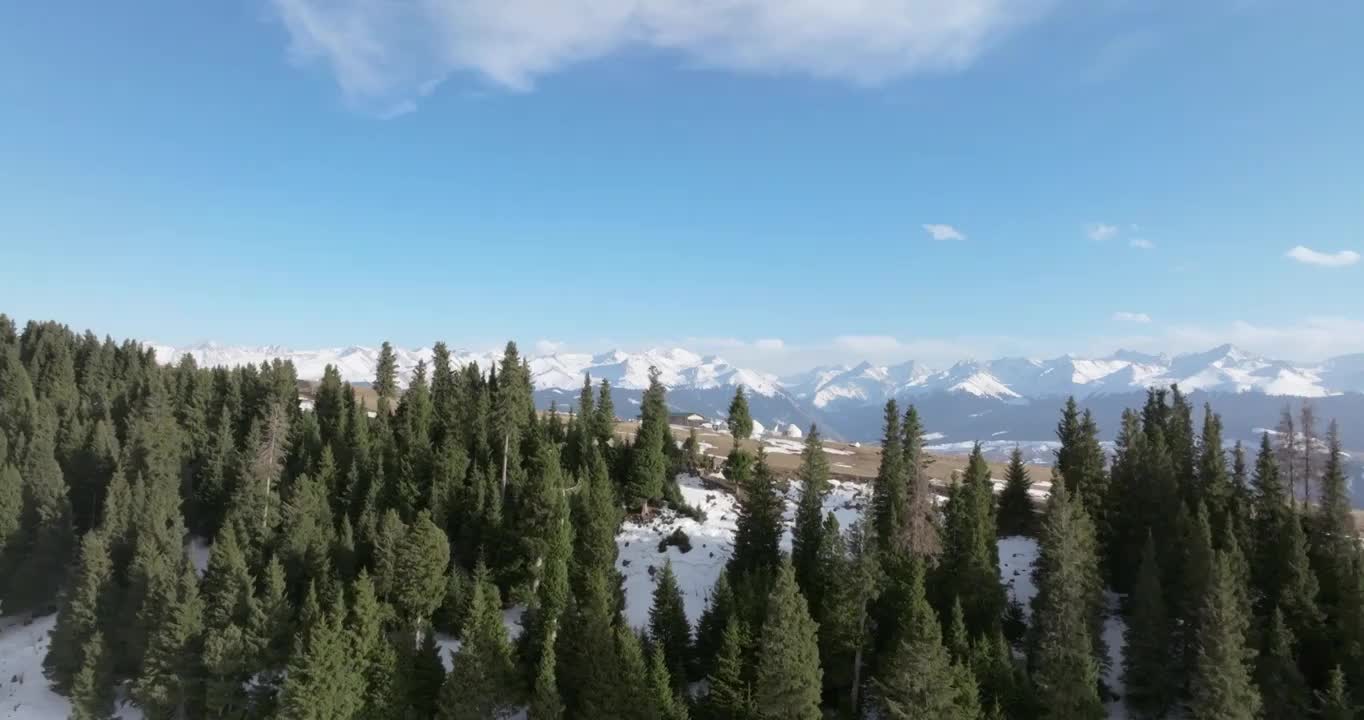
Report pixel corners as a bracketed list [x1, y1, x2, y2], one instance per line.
[0, 614, 143, 719]
[822, 447, 854, 456]
[997, 536, 1039, 620]
[185, 536, 211, 577]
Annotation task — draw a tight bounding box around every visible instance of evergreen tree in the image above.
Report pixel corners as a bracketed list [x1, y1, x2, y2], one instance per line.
[628, 367, 669, 513]
[4, 408, 74, 612]
[1189, 551, 1260, 720]
[132, 563, 205, 720]
[1198, 406, 1233, 535]
[530, 640, 565, 720]
[400, 623, 447, 719]
[0, 464, 19, 564]
[1029, 481, 1104, 720]
[728, 450, 782, 581]
[874, 557, 975, 720]
[571, 442, 619, 593]
[278, 588, 366, 720]
[614, 625, 655, 720]
[439, 564, 516, 719]
[1123, 533, 1175, 719]
[703, 617, 753, 720]
[392, 511, 451, 633]
[899, 404, 940, 558]
[349, 570, 400, 719]
[726, 387, 753, 443]
[594, 379, 616, 449]
[751, 560, 822, 720]
[557, 567, 620, 719]
[939, 444, 1005, 638]
[819, 517, 881, 713]
[649, 643, 689, 720]
[871, 399, 904, 560]
[996, 446, 1036, 537]
[695, 569, 737, 678]
[1318, 667, 1356, 720]
[790, 424, 830, 611]
[69, 629, 114, 720]
[649, 559, 692, 689]
[374, 341, 398, 409]
[46, 530, 113, 693]
[1255, 607, 1310, 720]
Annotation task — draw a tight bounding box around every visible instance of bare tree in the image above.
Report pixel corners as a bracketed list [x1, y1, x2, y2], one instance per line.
[255, 402, 289, 531]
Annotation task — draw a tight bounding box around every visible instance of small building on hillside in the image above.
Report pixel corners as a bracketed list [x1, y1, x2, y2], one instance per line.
[668, 412, 707, 427]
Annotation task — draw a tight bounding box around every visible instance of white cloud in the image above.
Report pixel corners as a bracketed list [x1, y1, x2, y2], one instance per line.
[922, 223, 966, 242]
[1111, 311, 1151, 324]
[270, 0, 1056, 113]
[1086, 223, 1119, 241]
[1129, 237, 1154, 249]
[753, 338, 785, 351]
[1285, 245, 1360, 268]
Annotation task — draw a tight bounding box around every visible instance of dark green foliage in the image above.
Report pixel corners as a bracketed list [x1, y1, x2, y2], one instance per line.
[997, 446, 1036, 537]
[531, 640, 565, 720]
[4, 409, 74, 612]
[1123, 533, 1175, 719]
[752, 560, 822, 720]
[132, 563, 204, 720]
[1029, 481, 1104, 720]
[47, 530, 114, 693]
[374, 341, 398, 407]
[1256, 607, 1310, 720]
[400, 623, 447, 719]
[1318, 667, 1356, 720]
[571, 442, 620, 593]
[0, 464, 17, 563]
[649, 643, 689, 720]
[695, 569, 737, 678]
[557, 567, 620, 719]
[818, 518, 880, 712]
[728, 450, 782, 580]
[874, 557, 977, 720]
[898, 405, 940, 558]
[790, 424, 830, 612]
[439, 564, 516, 719]
[1189, 551, 1260, 720]
[392, 511, 451, 628]
[649, 559, 692, 689]
[871, 399, 904, 560]
[726, 387, 753, 442]
[69, 629, 114, 720]
[594, 379, 616, 449]
[703, 617, 753, 720]
[278, 587, 366, 720]
[939, 443, 1005, 638]
[627, 367, 670, 513]
[614, 625, 656, 720]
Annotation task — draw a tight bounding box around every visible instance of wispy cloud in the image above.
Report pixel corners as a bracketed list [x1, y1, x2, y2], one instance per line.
[1129, 238, 1154, 249]
[1112, 311, 1151, 324]
[1285, 245, 1359, 268]
[922, 223, 966, 242]
[1086, 223, 1119, 241]
[270, 0, 1058, 114]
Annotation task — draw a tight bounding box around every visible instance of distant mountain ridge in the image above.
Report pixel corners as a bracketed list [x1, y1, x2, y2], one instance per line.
[150, 341, 1364, 445]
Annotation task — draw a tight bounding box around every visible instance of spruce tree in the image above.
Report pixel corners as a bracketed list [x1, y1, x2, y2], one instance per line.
[871, 399, 904, 560]
[899, 404, 940, 557]
[628, 367, 669, 514]
[752, 560, 822, 720]
[530, 640, 565, 720]
[649, 643, 689, 720]
[614, 625, 655, 720]
[997, 446, 1035, 537]
[727, 387, 753, 443]
[571, 442, 619, 593]
[595, 379, 616, 449]
[728, 449, 782, 580]
[790, 424, 830, 611]
[5, 408, 74, 612]
[69, 629, 114, 720]
[1198, 406, 1232, 535]
[0, 464, 19, 564]
[1256, 607, 1309, 720]
[349, 570, 400, 719]
[557, 567, 620, 719]
[46, 529, 113, 692]
[1029, 481, 1104, 720]
[439, 564, 516, 720]
[649, 559, 692, 689]
[1123, 533, 1175, 719]
[392, 511, 451, 633]
[1318, 667, 1356, 720]
[874, 557, 972, 720]
[939, 444, 1006, 638]
[374, 341, 398, 409]
[695, 569, 737, 677]
[703, 617, 753, 720]
[1189, 551, 1260, 720]
[132, 562, 205, 720]
[278, 589, 366, 720]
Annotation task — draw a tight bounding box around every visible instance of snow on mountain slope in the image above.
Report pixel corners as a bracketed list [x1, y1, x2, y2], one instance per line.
[152, 340, 1364, 403]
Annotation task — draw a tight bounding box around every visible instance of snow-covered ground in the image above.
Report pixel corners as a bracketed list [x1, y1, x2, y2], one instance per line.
[998, 536, 1039, 620]
[0, 614, 143, 720]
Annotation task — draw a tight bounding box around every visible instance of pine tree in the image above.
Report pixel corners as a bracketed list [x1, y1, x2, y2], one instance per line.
[349, 570, 400, 719]
[1312, 420, 1357, 675]
[1176, 502, 1216, 680]
[557, 567, 620, 718]
[278, 588, 366, 720]
[649, 643, 689, 720]
[727, 387, 753, 443]
[703, 616, 753, 720]
[1029, 481, 1104, 720]
[133, 562, 205, 720]
[595, 379, 616, 449]
[728, 449, 782, 580]
[392, 511, 451, 633]
[997, 446, 1036, 537]
[871, 399, 904, 561]
[571, 442, 619, 593]
[4, 408, 74, 612]
[0, 463, 19, 564]
[399, 624, 446, 719]
[439, 564, 516, 719]
[530, 640, 565, 720]
[1189, 551, 1260, 720]
[46, 530, 113, 692]
[614, 625, 655, 720]
[790, 424, 830, 612]
[819, 517, 880, 713]
[628, 367, 669, 513]
[1198, 405, 1232, 535]
[1318, 667, 1356, 720]
[874, 557, 973, 720]
[751, 560, 822, 719]
[374, 341, 398, 409]
[1123, 533, 1175, 719]
[69, 629, 114, 720]
[695, 569, 737, 678]
[1255, 607, 1309, 720]
[649, 559, 692, 689]
[939, 443, 1005, 638]
[899, 404, 940, 558]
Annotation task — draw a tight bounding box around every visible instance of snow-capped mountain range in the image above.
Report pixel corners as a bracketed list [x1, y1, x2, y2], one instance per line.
[150, 341, 1364, 402]
[149, 342, 1364, 445]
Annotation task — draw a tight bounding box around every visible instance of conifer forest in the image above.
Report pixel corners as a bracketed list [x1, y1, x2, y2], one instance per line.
[3, 313, 1363, 720]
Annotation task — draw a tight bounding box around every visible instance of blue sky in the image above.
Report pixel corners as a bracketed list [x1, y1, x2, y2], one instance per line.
[1, 0, 1361, 372]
